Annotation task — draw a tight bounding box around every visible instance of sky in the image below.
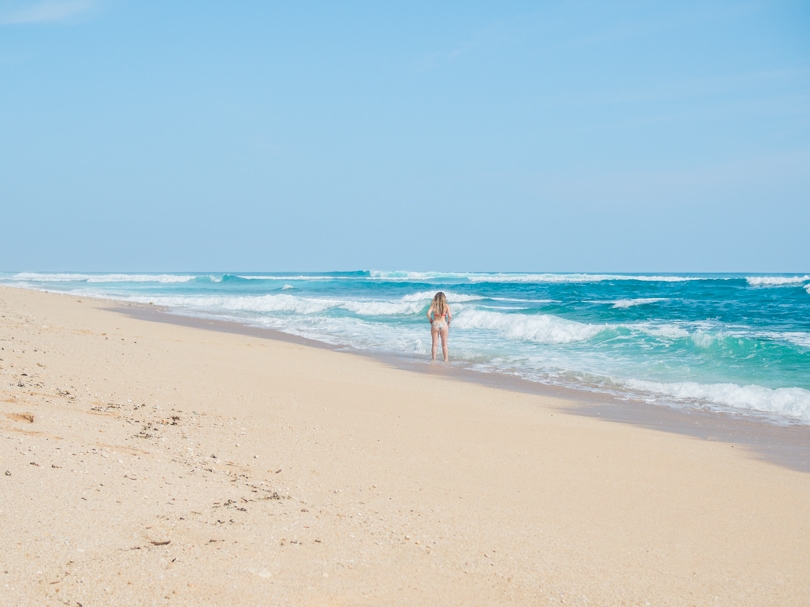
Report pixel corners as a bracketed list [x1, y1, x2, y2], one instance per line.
[1, 1, 808, 272]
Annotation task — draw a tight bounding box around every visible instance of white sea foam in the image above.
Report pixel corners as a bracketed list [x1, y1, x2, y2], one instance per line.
[603, 298, 667, 309]
[130, 293, 429, 317]
[633, 322, 778, 344]
[247, 314, 433, 356]
[237, 275, 342, 281]
[11, 272, 197, 283]
[746, 275, 810, 286]
[806, 284, 810, 295]
[691, 331, 716, 348]
[637, 323, 691, 339]
[761, 331, 810, 350]
[338, 299, 426, 316]
[145, 294, 336, 315]
[622, 378, 810, 423]
[472, 274, 700, 284]
[368, 270, 468, 281]
[282, 284, 294, 290]
[453, 309, 604, 344]
[400, 290, 484, 303]
[369, 270, 705, 283]
[444, 294, 485, 303]
[633, 324, 810, 350]
[126, 290, 495, 323]
[490, 297, 556, 303]
[5, 270, 714, 285]
[479, 305, 528, 310]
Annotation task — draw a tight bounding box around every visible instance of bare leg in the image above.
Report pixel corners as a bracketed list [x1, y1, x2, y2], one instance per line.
[431, 326, 439, 360]
[440, 326, 449, 362]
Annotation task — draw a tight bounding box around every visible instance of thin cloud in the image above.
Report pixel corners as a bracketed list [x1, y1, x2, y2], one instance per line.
[415, 43, 479, 74]
[414, 28, 502, 74]
[0, 0, 97, 25]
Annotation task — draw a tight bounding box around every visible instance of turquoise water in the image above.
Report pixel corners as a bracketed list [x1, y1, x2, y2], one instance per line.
[3, 271, 809, 424]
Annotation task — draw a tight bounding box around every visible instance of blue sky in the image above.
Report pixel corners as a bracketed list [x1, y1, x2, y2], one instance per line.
[1, 1, 808, 272]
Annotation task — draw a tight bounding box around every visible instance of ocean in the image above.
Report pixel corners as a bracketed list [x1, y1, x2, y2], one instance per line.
[3, 271, 809, 425]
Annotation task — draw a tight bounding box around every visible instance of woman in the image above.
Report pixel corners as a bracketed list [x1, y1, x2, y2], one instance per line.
[426, 292, 452, 362]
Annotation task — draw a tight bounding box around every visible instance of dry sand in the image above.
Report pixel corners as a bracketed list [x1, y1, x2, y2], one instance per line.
[1, 286, 808, 606]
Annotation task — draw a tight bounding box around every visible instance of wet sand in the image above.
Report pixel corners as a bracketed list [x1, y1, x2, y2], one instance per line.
[2, 286, 809, 606]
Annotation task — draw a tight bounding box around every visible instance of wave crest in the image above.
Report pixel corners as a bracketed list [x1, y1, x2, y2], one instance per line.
[400, 290, 484, 303]
[453, 309, 604, 344]
[11, 273, 197, 283]
[236, 275, 339, 281]
[369, 271, 706, 284]
[746, 275, 809, 286]
[622, 379, 810, 422]
[133, 294, 428, 317]
[604, 298, 667, 309]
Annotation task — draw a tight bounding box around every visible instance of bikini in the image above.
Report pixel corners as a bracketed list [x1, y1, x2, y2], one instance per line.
[431, 309, 448, 329]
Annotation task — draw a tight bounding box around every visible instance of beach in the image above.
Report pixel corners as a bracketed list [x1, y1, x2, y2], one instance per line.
[2, 286, 809, 606]
[4, 271, 808, 426]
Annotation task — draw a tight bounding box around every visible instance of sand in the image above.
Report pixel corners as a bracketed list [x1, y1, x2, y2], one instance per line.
[1, 286, 809, 606]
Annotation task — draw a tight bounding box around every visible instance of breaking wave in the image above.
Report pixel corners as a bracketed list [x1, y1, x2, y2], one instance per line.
[746, 275, 809, 286]
[401, 290, 484, 303]
[603, 298, 667, 309]
[131, 293, 435, 317]
[11, 273, 197, 283]
[369, 271, 706, 284]
[453, 309, 605, 344]
[622, 378, 810, 423]
[235, 275, 341, 281]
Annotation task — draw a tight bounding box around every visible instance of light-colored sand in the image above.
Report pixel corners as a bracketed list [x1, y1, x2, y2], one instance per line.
[1, 287, 808, 607]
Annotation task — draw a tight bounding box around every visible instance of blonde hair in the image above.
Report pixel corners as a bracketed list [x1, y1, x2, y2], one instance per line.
[432, 292, 447, 316]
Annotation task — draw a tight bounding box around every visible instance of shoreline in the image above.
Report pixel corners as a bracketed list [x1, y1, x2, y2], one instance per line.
[114, 298, 810, 475]
[8, 279, 810, 430]
[3, 286, 810, 605]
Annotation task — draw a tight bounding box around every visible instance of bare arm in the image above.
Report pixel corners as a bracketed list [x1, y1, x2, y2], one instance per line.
[446, 306, 452, 325]
[426, 304, 434, 323]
